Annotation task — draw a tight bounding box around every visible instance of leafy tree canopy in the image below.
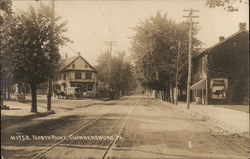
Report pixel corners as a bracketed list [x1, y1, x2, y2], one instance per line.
[96, 51, 136, 93]
[0, 0, 12, 14]
[206, 0, 248, 12]
[0, 0, 13, 85]
[130, 12, 201, 90]
[10, 4, 70, 85]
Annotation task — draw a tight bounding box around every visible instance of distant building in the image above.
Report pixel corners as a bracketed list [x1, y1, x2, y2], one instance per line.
[191, 23, 249, 105]
[53, 53, 97, 97]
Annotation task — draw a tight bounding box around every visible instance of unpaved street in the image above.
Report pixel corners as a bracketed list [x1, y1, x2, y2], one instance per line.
[1, 95, 249, 159]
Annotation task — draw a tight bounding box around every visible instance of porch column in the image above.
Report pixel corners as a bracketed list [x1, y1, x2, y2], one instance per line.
[205, 78, 208, 105]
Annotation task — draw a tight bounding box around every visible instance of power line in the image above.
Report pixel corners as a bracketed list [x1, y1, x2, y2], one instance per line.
[74, 9, 104, 42]
[96, 1, 110, 29]
[96, 1, 115, 41]
[65, 44, 78, 54]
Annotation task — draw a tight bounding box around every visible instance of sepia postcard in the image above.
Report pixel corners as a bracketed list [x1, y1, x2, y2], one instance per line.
[0, 0, 249, 158]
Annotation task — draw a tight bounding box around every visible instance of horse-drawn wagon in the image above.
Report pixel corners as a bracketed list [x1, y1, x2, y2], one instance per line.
[54, 87, 82, 99]
[65, 87, 82, 99]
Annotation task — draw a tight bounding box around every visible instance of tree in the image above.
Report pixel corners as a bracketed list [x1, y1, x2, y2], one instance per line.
[0, 0, 12, 14]
[96, 51, 136, 95]
[10, 5, 70, 112]
[130, 12, 201, 102]
[206, 0, 248, 12]
[0, 0, 13, 107]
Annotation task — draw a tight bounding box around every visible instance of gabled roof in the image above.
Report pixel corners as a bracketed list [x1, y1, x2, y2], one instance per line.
[59, 55, 97, 72]
[59, 55, 78, 70]
[194, 29, 249, 58]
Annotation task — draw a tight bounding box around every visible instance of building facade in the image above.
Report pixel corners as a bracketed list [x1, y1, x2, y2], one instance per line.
[53, 53, 98, 97]
[191, 23, 249, 105]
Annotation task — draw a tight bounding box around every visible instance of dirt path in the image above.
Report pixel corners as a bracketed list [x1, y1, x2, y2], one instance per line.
[1, 95, 248, 159]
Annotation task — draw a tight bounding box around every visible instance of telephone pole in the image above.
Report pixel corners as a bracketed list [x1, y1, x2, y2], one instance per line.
[0, 7, 3, 107]
[183, 8, 199, 109]
[104, 41, 117, 90]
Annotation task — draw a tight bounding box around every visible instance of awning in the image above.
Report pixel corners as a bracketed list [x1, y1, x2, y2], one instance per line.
[191, 79, 206, 90]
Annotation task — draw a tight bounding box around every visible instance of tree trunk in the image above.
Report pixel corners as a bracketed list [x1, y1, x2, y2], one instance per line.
[0, 80, 3, 107]
[175, 41, 180, 105]
[170, 84, 173, 103]
[47, 78, 52, 111]
[30, 83, 37, 113]
[165, 86, 169, 102]
[164, 90, 166, 101]
[3, 84, 6, 100]
[172, 87, 174, 104]
[7, 84, 11, 100]
[175, 87, 179, 105]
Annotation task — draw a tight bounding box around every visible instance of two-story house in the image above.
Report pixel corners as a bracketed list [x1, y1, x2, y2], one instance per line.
[191, 23, 249, 105]
[53, 53, 98, 97]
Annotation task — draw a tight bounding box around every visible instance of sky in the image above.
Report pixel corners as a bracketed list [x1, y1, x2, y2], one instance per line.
[12, 0, 249, 65]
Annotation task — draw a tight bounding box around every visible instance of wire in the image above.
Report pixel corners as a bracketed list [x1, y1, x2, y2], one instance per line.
[65, 43, 78, 54]
[64, 43, 96, 65]
[74, 9, 104, 42]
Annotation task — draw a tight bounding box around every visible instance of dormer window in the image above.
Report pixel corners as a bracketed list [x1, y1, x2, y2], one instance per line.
[72, 64, 75, 69]
[85, 65, 88, 68]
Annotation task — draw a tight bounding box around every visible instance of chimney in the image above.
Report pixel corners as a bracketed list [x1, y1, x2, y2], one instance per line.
[65, 52, 68, 59]
[239, 22, 246, 31]
[77, 52, 81, 56]
[219, 36, 225, 42]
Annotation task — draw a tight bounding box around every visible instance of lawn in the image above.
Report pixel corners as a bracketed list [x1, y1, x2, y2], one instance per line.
[212, 105, 249, 113]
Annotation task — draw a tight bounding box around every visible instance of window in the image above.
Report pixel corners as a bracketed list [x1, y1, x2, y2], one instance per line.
[202, 57, 205, 74]
[71, 83, 76, 87]
[210, 78, 228, 99]
[86, 72, 92, 79]
[72, 64, 75, 69]
[63, 73, 66, 80]
[75, 71, 82, 79]
[85, 65, 88, 68]
[82, 85, 87, 92]
[88, 85, 93, 91]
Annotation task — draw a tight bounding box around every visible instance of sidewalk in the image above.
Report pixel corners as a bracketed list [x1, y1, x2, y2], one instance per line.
[1, 100, 56, 130]
[161, 101, 249, 138]
[1, 100, 48, 117]
[1, 95, 110, 118]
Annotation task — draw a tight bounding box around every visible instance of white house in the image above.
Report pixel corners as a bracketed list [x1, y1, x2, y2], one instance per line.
[53, 53, 97, 97]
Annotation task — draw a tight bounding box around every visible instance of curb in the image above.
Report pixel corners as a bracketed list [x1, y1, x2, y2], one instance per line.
[1, 110, 55, 122]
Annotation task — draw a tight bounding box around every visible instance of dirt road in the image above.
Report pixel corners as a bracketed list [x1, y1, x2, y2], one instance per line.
[1, 95, 248, 159]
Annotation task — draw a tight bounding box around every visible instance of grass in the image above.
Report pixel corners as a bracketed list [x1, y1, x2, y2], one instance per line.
[212, 105, 249, 113]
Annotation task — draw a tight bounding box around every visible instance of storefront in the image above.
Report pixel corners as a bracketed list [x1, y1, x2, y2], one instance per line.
[190, 78, 207, 104]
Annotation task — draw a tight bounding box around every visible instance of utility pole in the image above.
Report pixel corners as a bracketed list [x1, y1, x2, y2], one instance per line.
[0, 6, 3, 107]
[104, 41, 117, 90]
[183, 8, 199, 109]
[47, 0, 55, 111]
[116, 51, 125, 96]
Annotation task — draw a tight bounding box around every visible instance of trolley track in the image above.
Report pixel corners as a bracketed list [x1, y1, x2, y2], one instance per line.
[31, 97, 137, 159]
[31, 109, 114, 159]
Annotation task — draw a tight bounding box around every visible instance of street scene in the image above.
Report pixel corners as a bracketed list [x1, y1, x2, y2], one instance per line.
[1, 95, 249, 159]
[0, 0, 249, 159]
